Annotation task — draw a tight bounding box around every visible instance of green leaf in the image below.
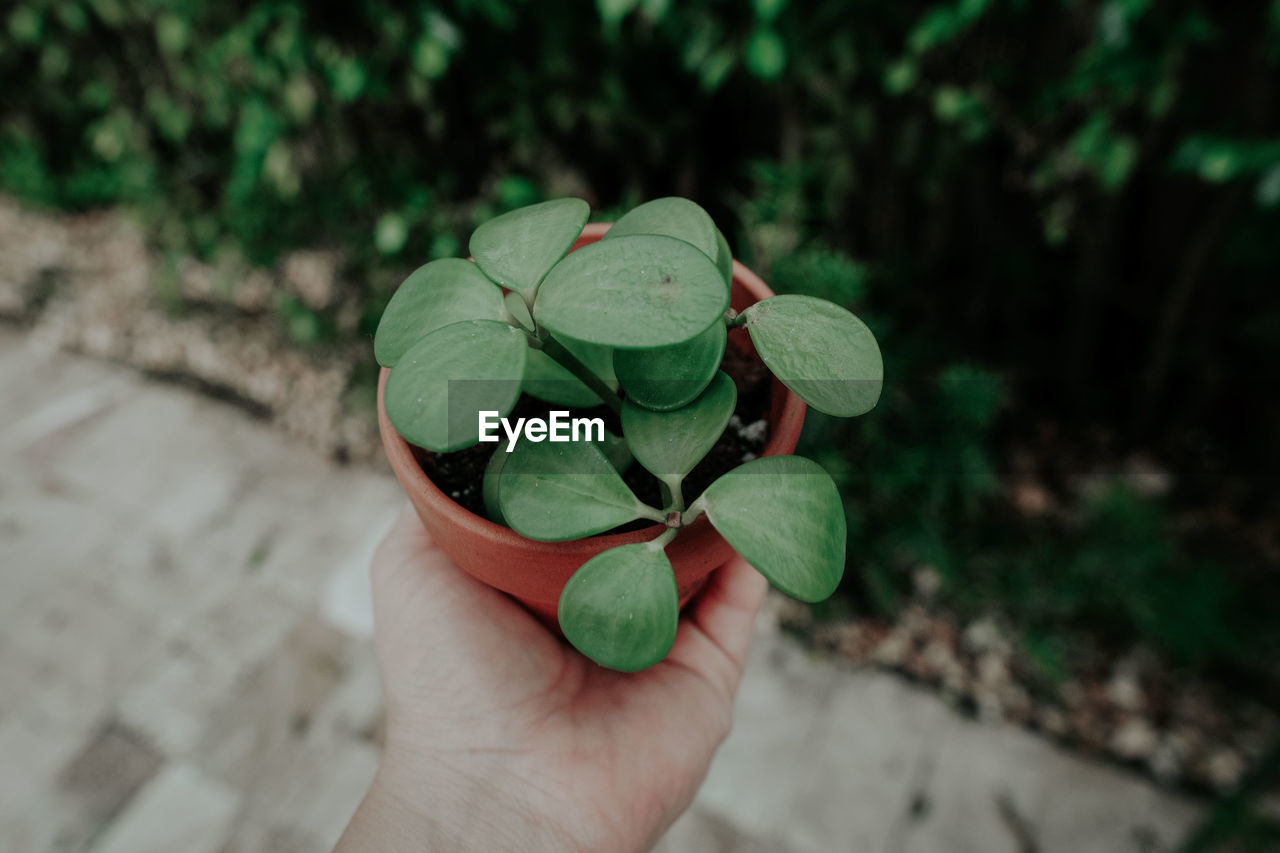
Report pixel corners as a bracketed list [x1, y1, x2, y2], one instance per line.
[497, 175, 540, 208]
[597, 0, 640, 28]
[599, 429, 634, 473]
[714, 226, 734, 286]
[375, 259, 504, 367]
[604, 198, 721, 280]
[385, 320, 528, 452]
[745, 27, 786, 80]
[699, 48, 737, 92]
[742, 294, 882, 417]
[499, 440, 657, 541]
[8, 8, 41, 42]
[1099, 135, 1137, 191]
[536, 235, 729, 349]
[485, 429, 629, 524]
[752, 0, 787, 23]
[412, 37, 450, 78]
[1257, 164, 1280, 207]
[482, 446, 509, 525]
[701, 455, 845, 601]
[155, 13, 189, 53]
[614, 320, 725, 412]
[884, 59, 917, 95]
[483, 428, 623, 527]
[559, 543, 678, 671]
[375, 212, 408, 254]
[523, 338, 617, 407]
[640, 0, 670, 20]
[622, 370, 736, 481]
[469, 198, 589, 298]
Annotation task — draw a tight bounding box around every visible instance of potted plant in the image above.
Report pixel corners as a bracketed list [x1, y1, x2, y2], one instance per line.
[375, 197, 882, 671]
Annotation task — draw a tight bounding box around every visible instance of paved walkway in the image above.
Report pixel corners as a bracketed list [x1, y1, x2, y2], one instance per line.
[0, 327, 1203, 852]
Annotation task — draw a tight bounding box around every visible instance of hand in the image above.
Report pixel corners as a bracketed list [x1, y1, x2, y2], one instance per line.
[335, 504, 767, 853]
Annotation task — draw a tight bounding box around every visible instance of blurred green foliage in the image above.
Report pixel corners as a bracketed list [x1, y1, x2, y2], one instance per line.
[2, 1, 1278, 694]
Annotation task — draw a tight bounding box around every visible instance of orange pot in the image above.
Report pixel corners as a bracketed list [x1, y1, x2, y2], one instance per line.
[377, 222, 806, 626]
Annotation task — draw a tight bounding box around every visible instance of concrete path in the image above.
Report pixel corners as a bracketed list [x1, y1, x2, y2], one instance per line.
[0, 328, 1203, 852]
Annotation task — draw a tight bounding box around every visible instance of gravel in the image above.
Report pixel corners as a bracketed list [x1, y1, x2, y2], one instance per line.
[0, 197, 381, 465]
[774, 586, 1279, 796]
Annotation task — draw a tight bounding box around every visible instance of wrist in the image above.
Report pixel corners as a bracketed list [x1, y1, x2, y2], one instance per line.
[334, 771, 446, 852]
[353, 737, 575, 853]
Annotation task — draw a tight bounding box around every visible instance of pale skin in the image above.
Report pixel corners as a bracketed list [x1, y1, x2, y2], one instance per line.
[334, 504, 769, 853]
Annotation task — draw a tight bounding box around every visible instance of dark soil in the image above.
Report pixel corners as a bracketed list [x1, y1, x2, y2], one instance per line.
[414, 335, 773, 528]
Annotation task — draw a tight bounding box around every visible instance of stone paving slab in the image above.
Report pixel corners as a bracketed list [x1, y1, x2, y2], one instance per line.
[0, 328, 1205, 852]
[91, 763, 239, 853]
[656, 632, 1203, 853]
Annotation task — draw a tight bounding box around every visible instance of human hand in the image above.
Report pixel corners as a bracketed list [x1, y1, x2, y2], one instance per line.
[335, 503, 767, 853]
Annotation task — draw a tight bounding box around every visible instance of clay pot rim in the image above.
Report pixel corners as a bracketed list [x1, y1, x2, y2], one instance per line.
[376, 222, 806, 557]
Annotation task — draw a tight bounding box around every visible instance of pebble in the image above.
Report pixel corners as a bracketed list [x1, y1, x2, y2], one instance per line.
[1037, 707, 1069, 737]
[1107, 673, 1145, 713]
[737, 418, 768, 443]
[872, 631, 909, 667]
[1011, 480, 1053, 516]
[1149, 741, 1182, 785]
[1205, 748, 1245, 791]
[963, 618, 1002, 653]
[1111, 717, 1159, 760]
[281, 249, 340, 310]
[977, 652, 1008, 688]
[912, 566, 942, 597]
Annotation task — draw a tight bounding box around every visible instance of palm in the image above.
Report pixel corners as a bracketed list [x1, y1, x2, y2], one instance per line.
[370, 505, 764, 853]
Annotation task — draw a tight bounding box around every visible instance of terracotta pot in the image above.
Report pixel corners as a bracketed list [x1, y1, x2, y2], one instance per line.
[378, 222, 806, 626]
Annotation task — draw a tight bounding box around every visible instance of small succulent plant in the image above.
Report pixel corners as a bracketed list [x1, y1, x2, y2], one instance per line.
[376, 197, 882, 671]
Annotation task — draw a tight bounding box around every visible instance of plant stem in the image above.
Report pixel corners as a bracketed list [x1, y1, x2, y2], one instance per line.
[661, 474, 685, 512]
[540, 335, 624, 415]
[680, 495, 707, 527]
[636, 503, 667, 524]
[646, 526, 679, 551]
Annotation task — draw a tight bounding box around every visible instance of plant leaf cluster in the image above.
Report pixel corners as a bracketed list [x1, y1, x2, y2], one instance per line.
[386, 197, 885, 670]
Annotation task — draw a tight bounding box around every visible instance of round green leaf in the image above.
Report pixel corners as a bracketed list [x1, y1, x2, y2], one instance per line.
[374, 259, 503, 367]
[745, 27, 786, 80]
[701, 455, 845, 602]
[622, 371, 736, 481]
[499, 439, 656, 541]
[536, 235, 729, 349]
[604, 197, 720, 276]
[559, 543, 679, 671]
[469, 198, 589, 298]
[385, 320, 528, 452]
[753, 0, 787, 23]
[713, 226, 733, 286]
[742, 294, 883, 417]
[613, 320, 726, 411]
[523, 338, 617, 407]
[482, 447, 509, 525]
[375, 212, 408, 255]
[599, 428, 634, 474]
